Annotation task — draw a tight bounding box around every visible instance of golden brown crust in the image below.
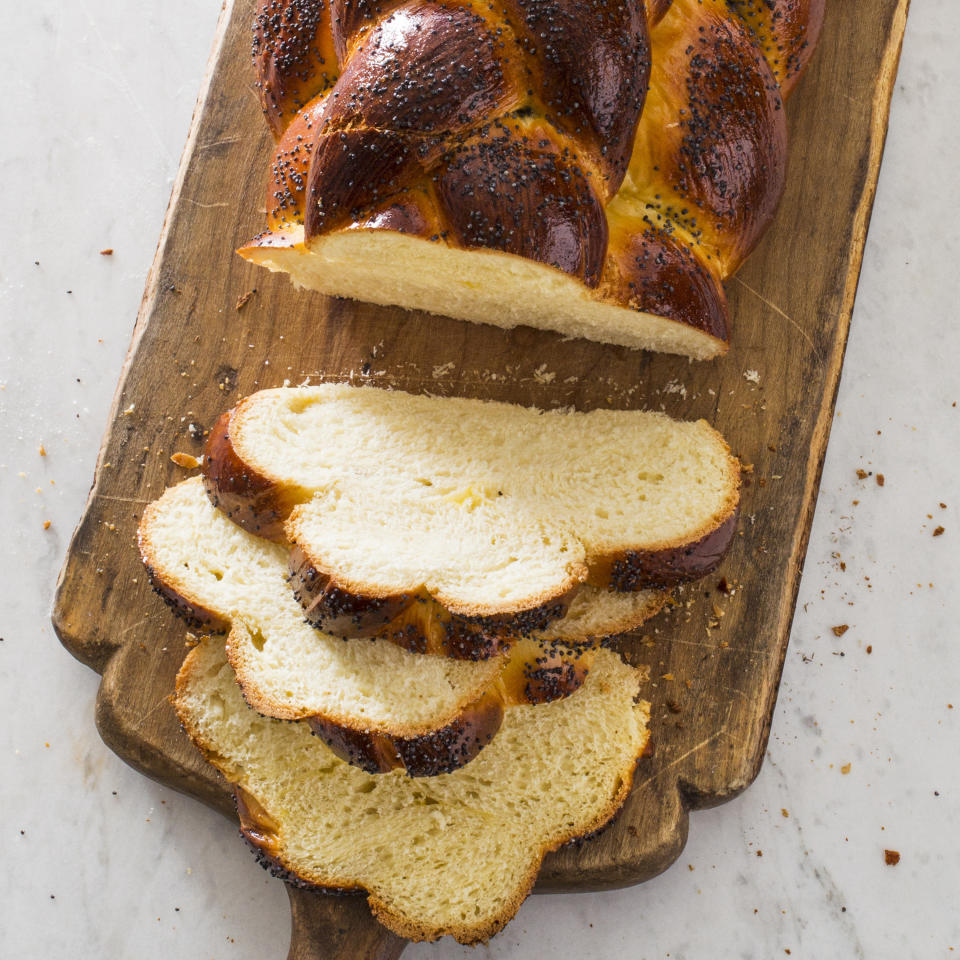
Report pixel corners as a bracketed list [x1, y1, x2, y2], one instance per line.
[309, 688, 505, 777]
[725, 0, 827, 98]
[289, 543, 577, 655]
[589, 507, 740, 591]
[602, 219, 729, 344]
[202, 409, 302, 542]
[630, 1, 788, 276]
[501, 0, 651, 192]
[253, 0, 339, 138]
[435, 118, 609, 287]
[175, 644, 651, 943]
[242, 0, 823, 352]
[262, 0, 654, 289]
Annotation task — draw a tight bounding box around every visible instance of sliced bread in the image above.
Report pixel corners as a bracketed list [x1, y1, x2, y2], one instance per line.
[139, 477, 659, 775]
[174, 638, 650, 943]
[204, 385, 739, 635]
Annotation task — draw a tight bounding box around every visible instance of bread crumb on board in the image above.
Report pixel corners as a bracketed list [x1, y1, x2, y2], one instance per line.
[235, 289, 257, 311]
[884, 849, 901, 866]
[170, 452, 201, 469]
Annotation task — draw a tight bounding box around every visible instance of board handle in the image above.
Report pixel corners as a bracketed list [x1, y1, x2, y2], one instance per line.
[287, 887, 406, 960]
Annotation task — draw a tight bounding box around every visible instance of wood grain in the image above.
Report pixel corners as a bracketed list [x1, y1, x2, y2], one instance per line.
[53, 0, 909, 956]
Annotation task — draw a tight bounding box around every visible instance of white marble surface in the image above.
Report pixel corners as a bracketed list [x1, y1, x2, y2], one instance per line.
[1, 2, 958, 957]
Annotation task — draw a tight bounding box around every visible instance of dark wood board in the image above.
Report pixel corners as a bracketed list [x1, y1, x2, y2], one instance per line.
[53, 1, 909, 956]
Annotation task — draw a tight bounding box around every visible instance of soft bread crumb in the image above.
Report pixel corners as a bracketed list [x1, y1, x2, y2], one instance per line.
[175, 639, 650, 944]
[225, 385, 740, 615]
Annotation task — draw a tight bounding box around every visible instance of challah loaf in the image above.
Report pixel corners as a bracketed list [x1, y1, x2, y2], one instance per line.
[203, 385, 739, 640]
[239, 0, 823, 357]
[140, 477, 662, 775]
[174, 637, 651, 943]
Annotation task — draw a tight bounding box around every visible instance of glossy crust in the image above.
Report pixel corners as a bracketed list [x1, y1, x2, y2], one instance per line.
[303, 641, 593, 775]
[725, 0, 827, 98]
[175, 644, 650, 942]
[589, 509, 741, 591]
[602, 219, 730, 342]
[310, 688, 505, 776]
[250, 0, 653, 292]
[253, 0, 338, 137]
[243, 0, 823, 353]
[626, 0, 788, 275]
[501, 0, 651, 190]
[289, 544, 577, 657]
[203, 410, 302, 541]
[437, 119, 609, 287]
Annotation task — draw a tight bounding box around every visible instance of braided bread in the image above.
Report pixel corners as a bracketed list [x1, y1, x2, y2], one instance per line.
[239, 0, 823, 357]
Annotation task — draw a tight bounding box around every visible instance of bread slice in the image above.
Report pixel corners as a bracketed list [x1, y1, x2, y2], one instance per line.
[174, 638, 650, 943]
[204, 385, 739, 635]
[139, 477, 662, 775]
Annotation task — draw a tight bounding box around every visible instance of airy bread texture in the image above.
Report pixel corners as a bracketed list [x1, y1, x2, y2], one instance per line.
[140, 477, 663, 775]
[243, 227, 727, 358]
[204, 385, 739, 630]
[240, 0, 824, 356]
[174, 638, 650, 943]
[139, 477, 499, 734]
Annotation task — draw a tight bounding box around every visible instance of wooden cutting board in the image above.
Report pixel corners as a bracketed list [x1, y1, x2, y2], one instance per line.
[53, 1, 909, 956]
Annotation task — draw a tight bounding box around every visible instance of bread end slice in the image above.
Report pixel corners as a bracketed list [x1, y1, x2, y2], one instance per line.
[175, 639, 650, 943]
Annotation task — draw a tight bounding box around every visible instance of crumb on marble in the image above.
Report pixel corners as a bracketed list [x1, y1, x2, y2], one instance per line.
[933, 526, 945, 537]
[884, 849, 900, 866]
[832, 625, 849, 637]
